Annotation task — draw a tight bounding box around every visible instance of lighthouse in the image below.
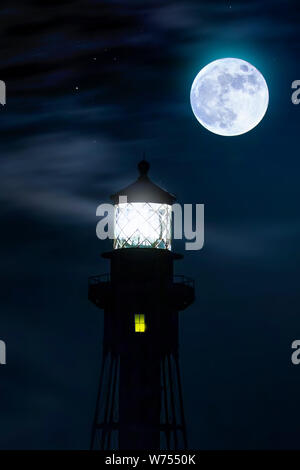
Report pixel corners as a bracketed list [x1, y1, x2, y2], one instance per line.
[89, 160, 195, 450]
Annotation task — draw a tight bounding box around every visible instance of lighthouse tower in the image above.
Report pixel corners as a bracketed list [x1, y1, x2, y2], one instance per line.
[89, 160, 195, 450]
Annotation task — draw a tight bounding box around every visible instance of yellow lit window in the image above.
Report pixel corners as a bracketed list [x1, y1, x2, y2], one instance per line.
[135, 314, 146, 333]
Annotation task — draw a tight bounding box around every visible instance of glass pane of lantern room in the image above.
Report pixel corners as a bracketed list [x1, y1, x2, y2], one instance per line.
[114, 203, 172, 250]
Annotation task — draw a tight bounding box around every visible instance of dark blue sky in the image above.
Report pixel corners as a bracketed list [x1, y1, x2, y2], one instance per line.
[0, 0, 300, 449]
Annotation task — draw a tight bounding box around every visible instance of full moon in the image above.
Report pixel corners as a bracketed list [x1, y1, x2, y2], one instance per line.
[190, 58, 269, 136]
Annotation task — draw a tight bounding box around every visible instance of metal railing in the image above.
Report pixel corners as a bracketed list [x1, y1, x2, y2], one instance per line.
[89, 273, 194, 289]
[88, 273, 110, 286]
[173, 275, 195, 289]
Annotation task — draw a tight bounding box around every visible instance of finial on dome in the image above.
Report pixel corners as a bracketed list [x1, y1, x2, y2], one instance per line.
[138, 159, 150, 178]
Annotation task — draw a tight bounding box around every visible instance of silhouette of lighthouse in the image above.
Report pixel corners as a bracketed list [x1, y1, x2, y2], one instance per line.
[89, 160, 195, 450]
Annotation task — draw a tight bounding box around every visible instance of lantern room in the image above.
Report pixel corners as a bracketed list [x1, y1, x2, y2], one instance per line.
[111, 160, 176, 250]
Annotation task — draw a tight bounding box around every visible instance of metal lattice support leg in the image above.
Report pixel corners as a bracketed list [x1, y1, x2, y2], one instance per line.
[90, 351, 119, 450]
[90, 350, 107, 450]
[167, 354, 178, 449]
[161, 356, 171, 449]
[161, 354, 188, 450]
[174, 353, 188, 449]
[106, 355, 119, 449]
[100, 352, 114, 449]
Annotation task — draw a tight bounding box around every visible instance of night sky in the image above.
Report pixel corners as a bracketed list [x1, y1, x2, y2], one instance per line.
[1, 0, 300, 449]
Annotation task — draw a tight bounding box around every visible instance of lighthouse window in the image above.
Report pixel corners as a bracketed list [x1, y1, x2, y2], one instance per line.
[135, 314, 146, 333]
